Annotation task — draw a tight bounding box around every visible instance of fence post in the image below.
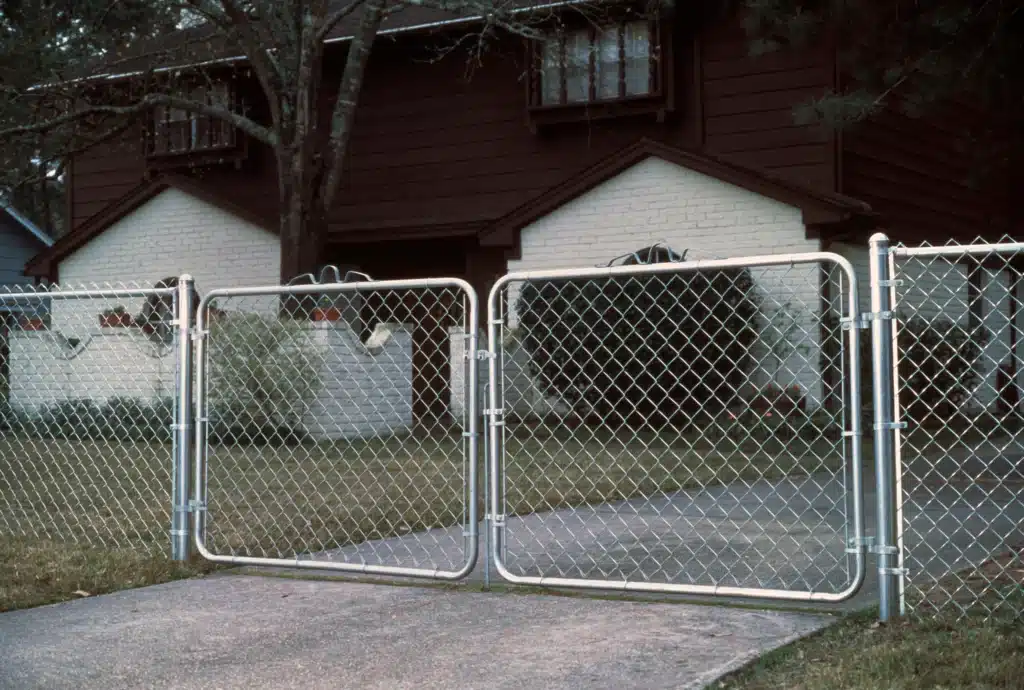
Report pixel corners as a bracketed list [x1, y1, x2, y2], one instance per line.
[868, 234, 900, 621]
[171, 274, 195, 561]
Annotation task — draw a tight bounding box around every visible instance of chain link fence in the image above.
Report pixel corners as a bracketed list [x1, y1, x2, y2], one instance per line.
[192, 278, 480, 578]
[0, 281, 181, 556]
[888, 240, 1024, 621]
[486, 252, 867, 600]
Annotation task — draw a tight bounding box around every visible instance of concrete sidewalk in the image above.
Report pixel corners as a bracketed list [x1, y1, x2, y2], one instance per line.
[0, 574, 831, 690]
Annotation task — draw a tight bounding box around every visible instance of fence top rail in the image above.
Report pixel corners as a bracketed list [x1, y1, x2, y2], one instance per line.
[0, 285, 178, 302]
[490, 250, 859, 311]
[893, 242, 1024, 259]
[195, 276, 478, 330]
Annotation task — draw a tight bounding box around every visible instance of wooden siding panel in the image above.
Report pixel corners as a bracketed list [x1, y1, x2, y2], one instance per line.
[843, 103, 1012, 240]
[700, 20, 835, 192]
[0, 216, 45, 285]
[70, 124, 147, 230]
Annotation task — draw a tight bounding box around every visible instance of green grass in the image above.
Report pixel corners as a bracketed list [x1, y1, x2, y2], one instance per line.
[0, 537, 221, 612]
[713, 565, 1024, 690]
[0, 426, 847, 611]
[714, 609, 1024, 690]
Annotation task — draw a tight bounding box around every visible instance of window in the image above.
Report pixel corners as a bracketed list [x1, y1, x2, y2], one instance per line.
[147, 81, 238, 158]
[532, 19, 660, 108]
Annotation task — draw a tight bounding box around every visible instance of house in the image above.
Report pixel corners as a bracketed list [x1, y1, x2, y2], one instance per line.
[17, 2, 1017, 424]
[1, 200, 54, 397]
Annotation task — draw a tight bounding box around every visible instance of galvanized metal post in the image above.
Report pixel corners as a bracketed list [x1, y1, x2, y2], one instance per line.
[171, 274, 195, 561]
[868, 234, 900, 621]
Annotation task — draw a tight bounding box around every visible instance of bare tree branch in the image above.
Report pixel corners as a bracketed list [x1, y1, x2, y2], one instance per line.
[321, 0, 388, 209]
[183, 0, 287, 127]
[0, 94, 276, 147]
[316, 0, 370, 42]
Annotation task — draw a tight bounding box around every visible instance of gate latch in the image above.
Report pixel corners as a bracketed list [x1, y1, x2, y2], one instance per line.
[846, 536, 875, 554]
[188, 499, 207, 513]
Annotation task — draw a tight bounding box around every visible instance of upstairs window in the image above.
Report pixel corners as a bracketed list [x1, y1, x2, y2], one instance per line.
[147, 81, 239, 158]
[531, 19, 661, 108]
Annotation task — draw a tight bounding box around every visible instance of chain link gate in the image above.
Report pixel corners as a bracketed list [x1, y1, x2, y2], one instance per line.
[871, 236, 1024, 621]
[191, 276, 481, 580]
[485, 252, 867, 601]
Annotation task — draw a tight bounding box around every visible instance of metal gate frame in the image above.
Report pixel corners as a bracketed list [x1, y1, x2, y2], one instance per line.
[189, 276, 481, 580]
[484, 252, 868, 601]
[872, 235, 1024, 620]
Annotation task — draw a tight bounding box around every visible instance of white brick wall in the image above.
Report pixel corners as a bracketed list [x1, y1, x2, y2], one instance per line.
[9, 330, 176, 411]
[453, 156, 829, 418]
[301, 321, 413, 440]
[53, 187, 280, 335]
[9, 320, 413, 441]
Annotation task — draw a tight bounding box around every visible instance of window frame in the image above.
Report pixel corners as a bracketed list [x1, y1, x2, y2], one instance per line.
[525, 12, 673, 127]
[145, 78, 245, 164]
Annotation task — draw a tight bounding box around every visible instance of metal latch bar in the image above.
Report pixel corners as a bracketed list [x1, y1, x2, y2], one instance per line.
[874, 421, 908, 431]
[879, 567, 908, 576]
[188, 499, 207, 513]
[871, 544, 899, 555]
[846, 535, 875, 553]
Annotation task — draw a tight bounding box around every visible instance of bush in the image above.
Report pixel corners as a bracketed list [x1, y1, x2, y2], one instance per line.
[205, 312, 325, 444]
[13, 397, 174, 442]
[515, 246, 762, 428]
[825, 312, 988, 424]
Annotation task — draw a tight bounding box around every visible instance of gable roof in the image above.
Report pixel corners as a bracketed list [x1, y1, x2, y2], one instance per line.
[480, 138, 878, 248]
[0, 200, 54, 248]
[23, 174, 274, 278]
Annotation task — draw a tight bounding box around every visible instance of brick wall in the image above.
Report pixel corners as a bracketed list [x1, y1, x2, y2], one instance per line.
[498, 156, 826, 413]
[53, 187, 280, 335]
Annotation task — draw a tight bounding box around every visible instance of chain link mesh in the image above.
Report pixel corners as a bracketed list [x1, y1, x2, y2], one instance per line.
[892, 239, 1024, 621]
[197, 283, 477, 574]
[0, 281, 180, 556]
[490, 259, 862, 595]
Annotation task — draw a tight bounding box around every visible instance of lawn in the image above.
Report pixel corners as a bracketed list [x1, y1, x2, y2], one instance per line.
[713, 564, 1024, 690]
[0, 425, 848, 611]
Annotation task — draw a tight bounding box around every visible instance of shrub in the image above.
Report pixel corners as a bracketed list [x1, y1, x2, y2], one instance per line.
[205, 312, 325, 444]
[14, 397, 174, 442]
[824, 312, 988, 424]
[515, 246, 762, 428]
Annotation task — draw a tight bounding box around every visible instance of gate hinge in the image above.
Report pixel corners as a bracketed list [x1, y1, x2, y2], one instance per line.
[191, 328, 208, 342]
[878, 279, 904, 288]
[188, 499, 207, 513]
[489, 514, 506, 527]
[871, 544, 899, 555]
[483, 408, 504, 417]
[879, 567, 908, 576]
[471, 350, 495, 361]
[874, 421, 908, 431]
[840, 315, 869, 331]
[846, 536, 875, 554]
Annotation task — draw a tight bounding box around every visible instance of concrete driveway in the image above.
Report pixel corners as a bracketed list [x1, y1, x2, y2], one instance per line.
[0, 575, 831, 690]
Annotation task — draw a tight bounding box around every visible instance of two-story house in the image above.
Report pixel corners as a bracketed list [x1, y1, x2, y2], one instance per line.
[18, 2, 1015, 419]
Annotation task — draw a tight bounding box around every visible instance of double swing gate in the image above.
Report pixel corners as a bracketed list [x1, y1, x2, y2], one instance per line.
[2, 236, 1022, 621]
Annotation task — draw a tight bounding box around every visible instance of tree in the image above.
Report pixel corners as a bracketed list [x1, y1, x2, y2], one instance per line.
[0, 0, 622, 279]
[0, 1, 183, 236]
[737, 0, 1023, 176]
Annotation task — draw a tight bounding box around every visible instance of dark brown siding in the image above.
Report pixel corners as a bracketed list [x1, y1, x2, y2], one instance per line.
[69, 123, 147, 229]
[699, 20, 836, 191]
[67, 11, 840, 241]
[843, 102, 1014, 241]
